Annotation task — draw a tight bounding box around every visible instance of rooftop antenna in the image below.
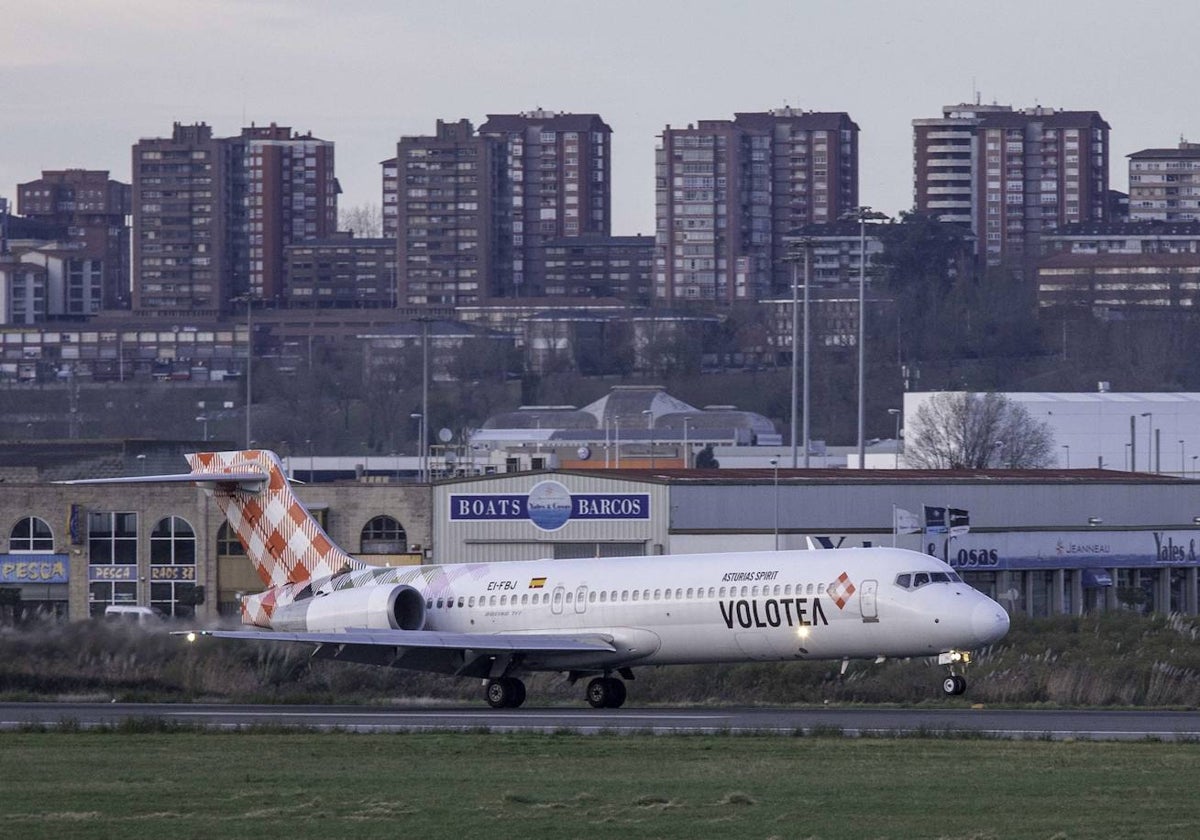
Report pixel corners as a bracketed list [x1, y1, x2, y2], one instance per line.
[972, 78, 979, 106]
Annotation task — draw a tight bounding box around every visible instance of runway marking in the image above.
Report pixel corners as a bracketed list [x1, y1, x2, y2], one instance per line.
[164, 710, 730, 721]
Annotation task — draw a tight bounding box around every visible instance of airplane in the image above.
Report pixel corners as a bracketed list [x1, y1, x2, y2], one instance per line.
[65, 449, 1010, 708]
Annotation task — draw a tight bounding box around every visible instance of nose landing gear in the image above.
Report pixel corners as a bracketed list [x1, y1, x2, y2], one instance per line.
[937, 650, 971, 696]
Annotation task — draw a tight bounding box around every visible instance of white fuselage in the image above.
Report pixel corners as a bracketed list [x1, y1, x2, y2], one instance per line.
[277, 546, 1010, 672]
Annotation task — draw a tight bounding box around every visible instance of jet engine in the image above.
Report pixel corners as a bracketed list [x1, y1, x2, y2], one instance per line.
[271, 584, 426, 633]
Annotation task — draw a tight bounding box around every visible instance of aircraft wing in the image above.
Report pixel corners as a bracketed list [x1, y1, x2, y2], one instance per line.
[178, 628, 619, 676]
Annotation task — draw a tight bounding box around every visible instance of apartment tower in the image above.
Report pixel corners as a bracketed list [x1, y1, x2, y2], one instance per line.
[655, 109, 859, 305]
[913, 103, 1109, 265]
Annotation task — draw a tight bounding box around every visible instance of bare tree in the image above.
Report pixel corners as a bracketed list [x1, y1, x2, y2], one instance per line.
[905, 392, 1055, 469]
[338, 203, 383, 238]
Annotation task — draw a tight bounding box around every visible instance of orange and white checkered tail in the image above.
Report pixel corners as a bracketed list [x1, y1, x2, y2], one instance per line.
[186, 450, 361, 589]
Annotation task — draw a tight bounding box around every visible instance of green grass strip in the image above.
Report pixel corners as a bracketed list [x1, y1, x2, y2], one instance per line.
[0, 731, 1197, 839]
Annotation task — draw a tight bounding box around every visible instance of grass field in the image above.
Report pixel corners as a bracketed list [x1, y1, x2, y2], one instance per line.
[1, 730, 1198, 839]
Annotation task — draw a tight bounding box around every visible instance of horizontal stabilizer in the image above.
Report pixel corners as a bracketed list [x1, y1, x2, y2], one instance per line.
[57, 471, 267, 489]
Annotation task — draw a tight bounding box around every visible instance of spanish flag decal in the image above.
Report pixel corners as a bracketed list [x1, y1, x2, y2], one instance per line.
[529, 577, 547, 589]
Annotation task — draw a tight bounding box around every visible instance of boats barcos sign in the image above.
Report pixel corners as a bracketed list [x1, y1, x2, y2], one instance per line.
[450, 480, 650, 532]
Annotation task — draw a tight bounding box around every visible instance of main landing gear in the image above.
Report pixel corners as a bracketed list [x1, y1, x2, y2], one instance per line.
[484, 677, 526, 708]
[585, 676, 627, 708]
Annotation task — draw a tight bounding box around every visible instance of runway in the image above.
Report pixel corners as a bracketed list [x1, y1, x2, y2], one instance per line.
[3, 702, 1200, 740]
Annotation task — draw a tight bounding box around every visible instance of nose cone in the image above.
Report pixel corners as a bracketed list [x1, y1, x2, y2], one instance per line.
[972, 599, 1010, 646]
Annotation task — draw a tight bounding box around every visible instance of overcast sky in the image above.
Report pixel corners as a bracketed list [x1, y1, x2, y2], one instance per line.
[5, 1, 1199, 234]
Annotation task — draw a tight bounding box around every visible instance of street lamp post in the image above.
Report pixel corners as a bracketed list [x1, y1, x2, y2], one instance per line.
[682, 417, 692, 469]
[410, 413, 423, 482]
[1181, 440, 1186, 476]
[1140, 412, 1153, 473]
[643, 409, 654, 469]
[232, 294, 255, 448]
[887, 408, 901, 469]
[1062, 444, 1070, 469]
[770, 457, 779, 550]
[845, 207, 887, 469]
[196, 415, 208, 442]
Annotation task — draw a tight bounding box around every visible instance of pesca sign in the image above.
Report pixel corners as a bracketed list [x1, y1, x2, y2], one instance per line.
[1, 554, 69, 584]
[450, 480, 650, 532]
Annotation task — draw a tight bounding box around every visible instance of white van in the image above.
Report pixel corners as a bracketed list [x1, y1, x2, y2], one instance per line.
[104, 605, 167, 625]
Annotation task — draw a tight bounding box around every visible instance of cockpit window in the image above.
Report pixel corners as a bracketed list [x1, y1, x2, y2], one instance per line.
[896, 570, 963, 590]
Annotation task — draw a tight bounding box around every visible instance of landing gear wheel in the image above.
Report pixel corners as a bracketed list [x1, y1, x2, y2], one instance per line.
[485, 677, 527, 708]
[942, 675, 967, 696]
[585, 677, 627, 708]
[606, 677, 627, 708]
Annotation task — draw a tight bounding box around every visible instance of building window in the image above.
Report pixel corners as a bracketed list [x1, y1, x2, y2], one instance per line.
[360, 516, 408, 554]
[150, 516, 197, 617]
[9, 516, 53, 552]
[87, 512, 138, 616]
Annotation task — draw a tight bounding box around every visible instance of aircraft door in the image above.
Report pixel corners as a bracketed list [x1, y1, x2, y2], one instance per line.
[859, 579, 879, 623]
[574, 586, 588, 614]
[551, 585, 565, 615]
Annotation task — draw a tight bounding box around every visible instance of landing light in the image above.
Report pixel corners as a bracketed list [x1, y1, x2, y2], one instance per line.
[186, 632, 197, 643]
[796, 626, 810, 639]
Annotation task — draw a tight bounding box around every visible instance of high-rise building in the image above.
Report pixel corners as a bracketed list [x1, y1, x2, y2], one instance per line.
[132, 122, 337, 317]
[1128, 142, 1200, 222]
[132, 123, 231, 316]
[479, 111, 612, 298]
[654, 109, 859, 305]
[17, 169, 132, 311]
[395, 119, 500, 306]
[229, 124, 338, 303]
[913, 103, 1109, 265]
[381, 157, 399, 239]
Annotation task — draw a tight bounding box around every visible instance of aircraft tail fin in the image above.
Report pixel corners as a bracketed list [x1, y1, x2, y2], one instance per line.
[186, 450, 361, 588]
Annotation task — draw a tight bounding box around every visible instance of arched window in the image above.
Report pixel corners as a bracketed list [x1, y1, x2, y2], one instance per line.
[360, 515, 407, 554]
[150, 516, 195, 564]
[10, 516, 53, 552]
[150, 516, 197, 618]
[216, 522, 245, 557]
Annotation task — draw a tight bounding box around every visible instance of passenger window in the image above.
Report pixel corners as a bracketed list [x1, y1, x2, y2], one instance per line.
[468, 596, 475, 607]
[589, 591, 596, 603]
[817, 584, 825, 594]
[752, 585, 760, 597]
[896, 574, 911, 589]
[565, 592, 573, 603]
[686, 588, 694, 599]
[914, 573, 930, 587]
[426, 599, 434, 609]
[654, 589, 661, 600]
[599, 591, 607, 603]
[664, 589, 672, 600]
[740, 586, 748, 597]
[500, 595, 508, 605]
[621, 590, 629, 602]
[458, 597, 464, 608]
[643, 589, 650, 601]
[436, 598, 444, 609]
[489, 596, 497, 606]
[784, 584, 792, 595]
[774, 585, 782, 596]
[632, 590, 639, 601]
[708, 587, 716, 598]
[719, 587, 726, 598]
